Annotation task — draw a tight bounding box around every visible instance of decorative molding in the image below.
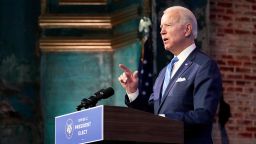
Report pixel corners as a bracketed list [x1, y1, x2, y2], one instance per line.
[40, 31, 138, 52]
[58, 0, 107, 5]
[39, 15, 112, 29]
[112, 31, 138, 49]
[39, 4, 139, 29]
[111, 4, 139, 26]
[39, 2, 140, 52]
[40, 37, 112, 52]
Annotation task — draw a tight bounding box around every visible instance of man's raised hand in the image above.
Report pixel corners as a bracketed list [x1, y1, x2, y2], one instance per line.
[118, 64, 138, 93]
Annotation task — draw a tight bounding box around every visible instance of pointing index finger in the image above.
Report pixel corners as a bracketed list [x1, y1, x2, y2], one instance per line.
[119, 64, 132, 74]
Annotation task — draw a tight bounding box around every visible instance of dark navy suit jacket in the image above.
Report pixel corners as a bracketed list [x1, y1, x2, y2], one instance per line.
[125, 48, 222, 144]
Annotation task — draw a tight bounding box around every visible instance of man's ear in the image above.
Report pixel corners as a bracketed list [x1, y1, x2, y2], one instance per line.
[184, 23, 192, 37]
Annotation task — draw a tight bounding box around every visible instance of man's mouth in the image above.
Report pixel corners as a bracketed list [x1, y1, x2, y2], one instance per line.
[163, 38, 168, 42]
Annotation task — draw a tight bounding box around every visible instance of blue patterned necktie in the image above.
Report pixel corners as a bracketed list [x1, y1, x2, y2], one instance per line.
[162, 56, 179, 96]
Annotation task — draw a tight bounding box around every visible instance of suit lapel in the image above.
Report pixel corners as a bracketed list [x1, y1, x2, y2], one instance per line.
[153, 69, 166, 112]
[157, 49, 197, 113]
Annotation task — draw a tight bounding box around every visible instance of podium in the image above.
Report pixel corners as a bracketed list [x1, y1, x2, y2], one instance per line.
[55, 105, 184, 144]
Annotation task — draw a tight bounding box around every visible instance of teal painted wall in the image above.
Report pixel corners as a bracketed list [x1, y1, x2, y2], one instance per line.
[113, 41, 141, 106]
[41, 42, 141, 143]
[41, 52, 112, 143]
[40, 0, 143, 142]
[0, 0, 42, 144]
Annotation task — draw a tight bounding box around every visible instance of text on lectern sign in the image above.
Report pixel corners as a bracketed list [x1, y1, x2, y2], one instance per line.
[55, 105, 103, 144]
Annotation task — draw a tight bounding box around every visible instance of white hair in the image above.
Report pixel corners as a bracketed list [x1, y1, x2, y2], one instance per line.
[164, 6, 198, 39]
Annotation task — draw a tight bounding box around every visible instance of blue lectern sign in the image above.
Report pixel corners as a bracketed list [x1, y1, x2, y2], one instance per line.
[55, 105, 104, 144]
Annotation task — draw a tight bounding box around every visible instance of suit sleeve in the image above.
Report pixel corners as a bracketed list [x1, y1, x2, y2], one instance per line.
[125, 93, 153, 113]
[124, 69, 167, 113]
[165, 60, 222, 125]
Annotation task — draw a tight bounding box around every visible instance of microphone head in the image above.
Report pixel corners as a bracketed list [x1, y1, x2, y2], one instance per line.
[94, 89, 104, 96]
[95, 87, 114, 99]
[77, 87, 114, 110]
[101, 87, 114, 99]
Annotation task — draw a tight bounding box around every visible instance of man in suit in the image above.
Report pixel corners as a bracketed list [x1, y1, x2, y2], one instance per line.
[118, 6, 222, 144]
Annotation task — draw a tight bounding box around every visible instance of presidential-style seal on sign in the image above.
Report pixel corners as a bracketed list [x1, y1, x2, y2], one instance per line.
[65, 119, 74, 139]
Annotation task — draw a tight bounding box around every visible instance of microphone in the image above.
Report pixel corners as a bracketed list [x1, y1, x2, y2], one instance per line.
[76, 87, 114, 111]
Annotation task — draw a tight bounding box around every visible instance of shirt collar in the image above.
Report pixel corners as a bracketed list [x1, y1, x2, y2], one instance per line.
[175, 43, 196, 62]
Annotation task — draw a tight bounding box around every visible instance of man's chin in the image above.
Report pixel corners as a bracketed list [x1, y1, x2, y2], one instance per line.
[164, 46, 174, 53]
[164, 46, 170, 50]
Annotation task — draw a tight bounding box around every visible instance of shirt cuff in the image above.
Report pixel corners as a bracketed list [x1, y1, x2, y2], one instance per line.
[126, 89, 139, 102]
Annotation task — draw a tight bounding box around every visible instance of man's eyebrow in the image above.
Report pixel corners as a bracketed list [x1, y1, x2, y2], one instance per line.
[160, 23, 173, 28]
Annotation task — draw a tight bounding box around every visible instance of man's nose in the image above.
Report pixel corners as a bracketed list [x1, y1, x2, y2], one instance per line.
[160, 28, 166, 35]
